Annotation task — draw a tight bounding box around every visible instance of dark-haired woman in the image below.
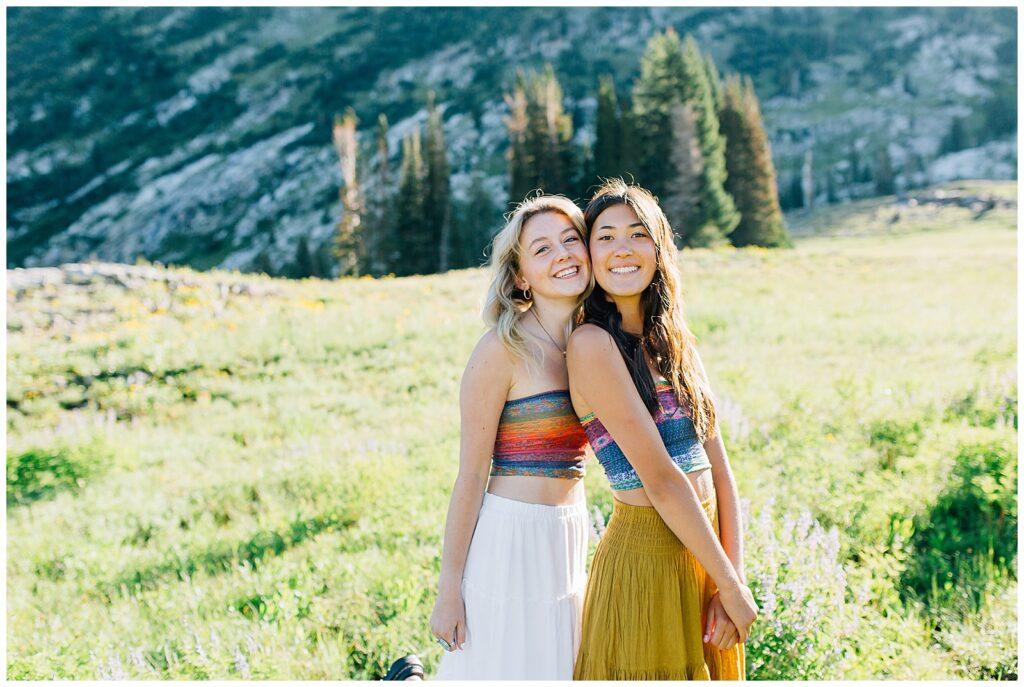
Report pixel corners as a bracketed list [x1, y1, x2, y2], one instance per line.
[568, 179, 756, 680]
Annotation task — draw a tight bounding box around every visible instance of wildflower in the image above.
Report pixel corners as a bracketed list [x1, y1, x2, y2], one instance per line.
[129, 647, 149, 674]
[234, 646, 252, 679]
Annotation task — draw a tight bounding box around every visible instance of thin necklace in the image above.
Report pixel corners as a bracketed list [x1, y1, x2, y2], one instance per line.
[530, 307, 566, 357]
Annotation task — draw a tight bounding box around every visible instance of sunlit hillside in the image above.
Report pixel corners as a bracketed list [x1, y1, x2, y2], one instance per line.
[7, 7, 1017, 273]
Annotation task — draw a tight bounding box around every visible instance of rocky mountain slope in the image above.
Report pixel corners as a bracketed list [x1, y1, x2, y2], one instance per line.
[6, 7, 1017, 275]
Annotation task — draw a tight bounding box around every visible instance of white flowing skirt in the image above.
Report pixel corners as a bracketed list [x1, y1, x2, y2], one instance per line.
[435, 492, 589, 680]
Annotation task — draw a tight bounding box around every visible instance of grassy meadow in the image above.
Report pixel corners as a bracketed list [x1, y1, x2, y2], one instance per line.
[6, 181, 1018, 679]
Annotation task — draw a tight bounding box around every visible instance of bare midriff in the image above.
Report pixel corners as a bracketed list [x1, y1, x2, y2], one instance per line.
[487, 474, 586, 507]
[611, 466, 714, 508]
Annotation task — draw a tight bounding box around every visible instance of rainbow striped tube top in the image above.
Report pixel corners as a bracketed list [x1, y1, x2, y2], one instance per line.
[490, 390, 589, 480]
[579, 381, 711, 491]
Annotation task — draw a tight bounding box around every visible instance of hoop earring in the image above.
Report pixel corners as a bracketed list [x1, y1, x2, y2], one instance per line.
[524, 287, 532, 301]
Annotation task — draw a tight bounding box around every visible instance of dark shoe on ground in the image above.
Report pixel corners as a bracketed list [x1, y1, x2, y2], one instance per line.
[382, 654, 424, 681]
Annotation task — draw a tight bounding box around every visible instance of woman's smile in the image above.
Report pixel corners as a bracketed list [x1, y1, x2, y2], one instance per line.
[589, 204, 657, 297]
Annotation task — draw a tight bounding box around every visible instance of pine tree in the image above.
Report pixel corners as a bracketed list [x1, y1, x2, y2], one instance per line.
[332, 109, 363, 276]
[395, 131, 428, 276]
[529, 66, 573, 195]
[505, 71, 532, 207]
[633, 30, 738, 245]
[719, 75, 791, 248]
[294, 234, 320, 278]
[453, 172, 500, 269]
[703, 51, 723, 112]
[425, 91, 453, 272]
[368, 113, 394, 275]
[874, 144, 896, 196]
[594, 74, 621, 180]
[661, 102, 704, 244]
[632, 29, 687, 195]
[783, 174, 803, 210]
[942, 116, 970, 154]
[618, 105, 641, 182]
[573, 140, 596, 200]
[674, 35, 739, 245]
[505, 66, 574, 207]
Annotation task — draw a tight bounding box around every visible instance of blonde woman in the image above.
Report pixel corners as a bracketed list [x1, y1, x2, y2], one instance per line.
[430, 195, 594, 679]
[569, 180, 757, 679]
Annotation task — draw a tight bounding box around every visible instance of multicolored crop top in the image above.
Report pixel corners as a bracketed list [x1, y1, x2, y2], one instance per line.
[490, 390, 589, 480]
[579, 381, 711, 490]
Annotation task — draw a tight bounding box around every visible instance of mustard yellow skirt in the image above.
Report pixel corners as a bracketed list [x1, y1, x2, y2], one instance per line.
[574, 496, 745, 680]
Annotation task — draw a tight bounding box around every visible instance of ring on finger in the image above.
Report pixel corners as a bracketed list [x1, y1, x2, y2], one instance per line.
[437, 637, 453, 652]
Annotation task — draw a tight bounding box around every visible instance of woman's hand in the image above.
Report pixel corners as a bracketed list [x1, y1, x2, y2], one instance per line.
[716, 582, 758, 642]
[429, 589, 467, 651]
[703, 591, 740, 650]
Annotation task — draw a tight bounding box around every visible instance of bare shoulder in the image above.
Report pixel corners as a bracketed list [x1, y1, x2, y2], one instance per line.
[462, 329, 513, 393]
[471, 329, 512, 363]
[567, 323, 617, 362]
[567, 324, 632, 402]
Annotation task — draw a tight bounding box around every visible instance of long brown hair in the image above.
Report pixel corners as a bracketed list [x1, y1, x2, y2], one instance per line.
[582, 178, 717, 441]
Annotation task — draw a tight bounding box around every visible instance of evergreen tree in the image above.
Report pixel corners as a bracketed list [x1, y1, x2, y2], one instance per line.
[847, 145, 861, 186]
[395, 131, 428, 276]
[369, 113, 394, 275]
[453, 172, 501, 269]
[719, 75, 791, 248]
[253, 248, 273, 276]
[941, 116, 970, 154]
[661, 102, 704, 243]
[703, 51, 723, 112]
[425, 91, 453, 272]
[576, 140, 596, 199]
[675, 35, 739, 245]
[594, 74, 622, 180]
[874, 144, 896, 196]
[505, 71, 532, 207]
[332, 109, 363, 276]
[785, 174, 804, 210]
[293, 234, 322, 278]
[633, 30, 738, 245]
[618, 105, 641, 182]
[826, 170, 839, 204]
[632, 29, 687, 195]
[505, 66, 574, 207]
[529, 66, 573, 196]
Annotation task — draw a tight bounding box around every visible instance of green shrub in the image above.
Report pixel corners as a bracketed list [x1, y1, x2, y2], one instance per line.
[7, 438, 113, 506]
[902, 440, 1017, 617]
[868, 418, 922, 470]
[945, 384, 1017, 430]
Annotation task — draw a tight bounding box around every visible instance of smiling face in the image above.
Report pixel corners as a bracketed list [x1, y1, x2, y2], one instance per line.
[588, 203, 658, 299]
[515, 211, 591, 300]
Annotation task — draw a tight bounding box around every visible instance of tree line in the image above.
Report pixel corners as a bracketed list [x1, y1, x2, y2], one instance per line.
[330, 28, 790, 279]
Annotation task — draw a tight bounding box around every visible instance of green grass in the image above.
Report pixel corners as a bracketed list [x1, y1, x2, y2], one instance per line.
[6, 184, 1017, 679]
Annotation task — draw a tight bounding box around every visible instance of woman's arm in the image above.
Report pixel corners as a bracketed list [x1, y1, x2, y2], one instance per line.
[704, 432, 744, 582]
[429, 332, 512, 650]
[567, 325, 758, 639]
[694, 350, 744, 582]
[702, 432, 746, 650]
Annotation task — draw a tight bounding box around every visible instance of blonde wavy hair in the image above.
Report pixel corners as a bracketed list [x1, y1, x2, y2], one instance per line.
[483, 194, 591, 364]
[583, 178, 718, 441]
